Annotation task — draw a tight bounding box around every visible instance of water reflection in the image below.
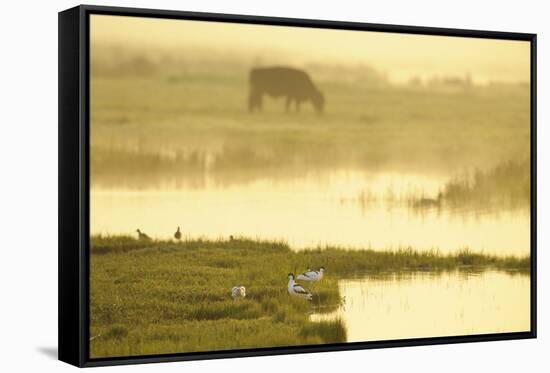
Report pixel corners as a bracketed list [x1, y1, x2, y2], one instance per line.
[91, 170, 529, 256]
[311, 270, 530, 341]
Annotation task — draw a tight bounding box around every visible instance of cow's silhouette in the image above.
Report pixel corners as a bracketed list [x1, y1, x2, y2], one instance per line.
[249, 67, 324, 114]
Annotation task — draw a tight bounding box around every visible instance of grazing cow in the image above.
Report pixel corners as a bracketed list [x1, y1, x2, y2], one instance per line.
[249, 67, 324, 113]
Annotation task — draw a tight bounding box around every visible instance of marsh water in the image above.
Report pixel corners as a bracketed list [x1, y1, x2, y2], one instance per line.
[91, 169, 530, 256]
[311, 270, 530, 341]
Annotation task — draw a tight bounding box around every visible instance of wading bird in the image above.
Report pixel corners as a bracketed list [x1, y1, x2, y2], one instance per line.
[287, 273, 313, 300]
[136, 229, 151, 241]
[231, 286, 246, 299]
[297, 267, 325, 282]
[174, 226, 182, 240]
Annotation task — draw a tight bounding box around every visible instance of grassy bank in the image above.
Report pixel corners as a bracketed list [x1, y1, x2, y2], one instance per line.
[90, 235, 529, 358]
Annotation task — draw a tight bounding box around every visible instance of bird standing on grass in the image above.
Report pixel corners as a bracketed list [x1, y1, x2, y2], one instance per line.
[297, 267, 325, 282]
[174, 227, 182, 240]
[287, 273, 313, 300]
[231, 286, 246, 299]
[136, 229, 151, 241]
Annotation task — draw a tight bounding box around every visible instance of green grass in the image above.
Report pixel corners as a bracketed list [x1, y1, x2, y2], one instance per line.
[90, 235, 529, 358]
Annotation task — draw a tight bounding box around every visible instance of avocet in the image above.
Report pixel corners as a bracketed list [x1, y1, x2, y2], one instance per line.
[287, 273, 313, 300]
[296, 267, 325, 282]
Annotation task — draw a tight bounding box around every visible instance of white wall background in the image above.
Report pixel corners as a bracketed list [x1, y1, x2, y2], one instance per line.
[0, 0, 546, 371]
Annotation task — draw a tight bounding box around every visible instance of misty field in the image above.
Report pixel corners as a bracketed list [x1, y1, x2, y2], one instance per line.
[90, 46, 530, 192]
[89, 235, 529, 358]
[90, 48, 531, 253]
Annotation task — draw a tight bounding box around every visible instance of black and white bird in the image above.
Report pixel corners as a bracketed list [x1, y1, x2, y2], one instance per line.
[297, 267, 325, 282]
[136, 229, 151, 241]
[287, 273, 313, 300]
[174, 226, 182, 240]
[231, 286, 246, 299]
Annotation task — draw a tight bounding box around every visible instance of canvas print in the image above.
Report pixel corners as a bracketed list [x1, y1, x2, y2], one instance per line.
[89, 15, 531, 358]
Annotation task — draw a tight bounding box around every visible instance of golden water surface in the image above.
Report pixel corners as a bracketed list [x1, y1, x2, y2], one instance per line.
[312, 270, 530, 341]
[91, 170, 530, 255]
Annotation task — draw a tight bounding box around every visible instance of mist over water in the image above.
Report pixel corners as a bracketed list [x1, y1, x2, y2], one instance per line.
[90, 41, 530, 256]
[91, 168, 530, 255]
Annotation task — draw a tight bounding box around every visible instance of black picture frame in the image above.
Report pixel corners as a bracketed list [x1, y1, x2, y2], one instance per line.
[58, 4, 537, 367]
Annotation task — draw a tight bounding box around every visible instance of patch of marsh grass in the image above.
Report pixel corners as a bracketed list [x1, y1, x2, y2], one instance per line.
[90, 235, 529, 358]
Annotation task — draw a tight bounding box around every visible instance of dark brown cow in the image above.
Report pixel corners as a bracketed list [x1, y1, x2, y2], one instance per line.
[248, 67, 324, 113]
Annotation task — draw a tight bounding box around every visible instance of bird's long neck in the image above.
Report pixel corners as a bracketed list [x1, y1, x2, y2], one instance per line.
[288, 278, 295, 289]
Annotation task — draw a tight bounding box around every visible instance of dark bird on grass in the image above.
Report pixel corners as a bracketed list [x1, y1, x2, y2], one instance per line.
[174, 226, 182, 240]
[136, 229, 151, 241]
[229, 235, 234, 241]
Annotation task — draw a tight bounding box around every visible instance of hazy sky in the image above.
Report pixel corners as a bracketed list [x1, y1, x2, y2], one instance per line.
[91, 15, 530, 83]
